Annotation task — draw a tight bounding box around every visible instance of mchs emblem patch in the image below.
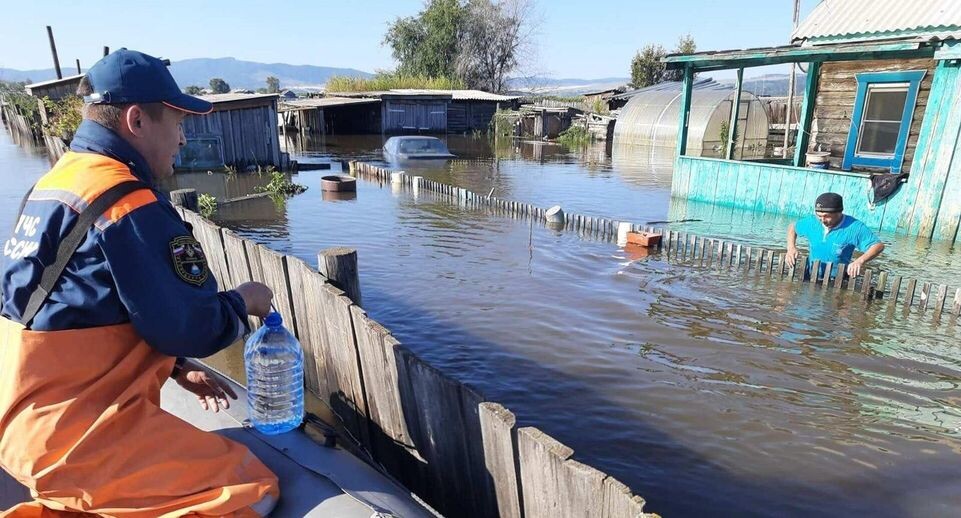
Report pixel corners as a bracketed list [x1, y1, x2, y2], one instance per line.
[169, 236, 209, 286]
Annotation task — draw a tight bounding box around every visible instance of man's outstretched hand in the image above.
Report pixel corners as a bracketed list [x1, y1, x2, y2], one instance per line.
[173, 360, 238, 412]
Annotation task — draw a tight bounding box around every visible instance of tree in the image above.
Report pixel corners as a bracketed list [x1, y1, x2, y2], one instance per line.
[629, 44, 666, 89]
[184, 85, 203, 95]
[266, 76, 280, 94]
[209, 78, 230, 94]
[456, 0, 535, 92]
[384, 0, 465, 79]
[663, 34, 697, 82]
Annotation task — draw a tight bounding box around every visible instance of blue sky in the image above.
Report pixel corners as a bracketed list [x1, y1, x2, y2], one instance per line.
[1, 0, 820, 78]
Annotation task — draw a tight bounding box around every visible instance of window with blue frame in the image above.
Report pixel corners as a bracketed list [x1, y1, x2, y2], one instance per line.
[842, 70, 925, 173]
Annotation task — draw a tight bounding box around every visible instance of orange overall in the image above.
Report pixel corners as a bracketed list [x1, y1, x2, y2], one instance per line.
[0, 151, 278, 516]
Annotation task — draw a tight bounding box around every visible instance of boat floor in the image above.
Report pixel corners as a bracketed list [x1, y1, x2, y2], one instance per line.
[1, 373, 435, 517]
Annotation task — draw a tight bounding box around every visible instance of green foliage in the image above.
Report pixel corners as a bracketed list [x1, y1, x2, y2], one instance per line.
[489, 108, 520, 138]
[0, 81, 41, 130]
[326, 71, 465, 92]
[664, 34, 697, 82]
[209, 78, 230, 94]
[557, 124, 592, 148]
[255, 87, 268, 94]
[629, 44, 666, 89]
[41, 96, 83, 141]
[266, 76, 280, 94]
[184, 85, 203, 95]
[256, 170, 307, 197]
[384, 0, 465, 79]
[589, 97, 609, 115]
[629, 35, 698, 88]
[198, 193, 217, 218]
[718, 120, 738, 156]
[383, 0, 532, 93]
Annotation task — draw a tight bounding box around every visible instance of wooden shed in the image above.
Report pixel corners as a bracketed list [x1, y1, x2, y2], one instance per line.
[280, 97, 381, 135]
[178, 93, 282, 171]
[322, 89, 519, 134]
[664, 0, 961, 243]
[24, 75, 84, 102]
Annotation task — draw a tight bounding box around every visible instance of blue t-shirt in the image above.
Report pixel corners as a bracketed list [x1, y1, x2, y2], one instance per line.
[795, 215, 881, 266]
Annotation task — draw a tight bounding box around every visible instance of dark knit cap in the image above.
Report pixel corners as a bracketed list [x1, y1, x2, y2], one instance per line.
[815, 192, 843, 213]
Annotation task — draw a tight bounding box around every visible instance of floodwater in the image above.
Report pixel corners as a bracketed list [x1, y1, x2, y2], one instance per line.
[4, 127, 961, 517]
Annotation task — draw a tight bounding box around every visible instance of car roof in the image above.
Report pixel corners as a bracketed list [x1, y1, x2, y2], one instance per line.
[386, 136, 441, 141]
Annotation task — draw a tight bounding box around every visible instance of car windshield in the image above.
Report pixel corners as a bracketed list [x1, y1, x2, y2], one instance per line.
[398, 139, 446, 154]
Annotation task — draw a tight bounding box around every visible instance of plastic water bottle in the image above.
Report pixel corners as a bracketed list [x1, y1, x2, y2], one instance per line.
[244, 312, 304, 435]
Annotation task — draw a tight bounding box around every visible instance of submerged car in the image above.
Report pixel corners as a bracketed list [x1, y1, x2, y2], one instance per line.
[383, 136, 455, 160]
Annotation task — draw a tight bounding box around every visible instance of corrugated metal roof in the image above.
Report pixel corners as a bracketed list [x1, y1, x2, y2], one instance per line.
[793, 0, 961, 44]
[199, 93, 279, 104]
[24, 74, 84, 92]
[281, 97, 381, 109]
[326, 89, 519, 102]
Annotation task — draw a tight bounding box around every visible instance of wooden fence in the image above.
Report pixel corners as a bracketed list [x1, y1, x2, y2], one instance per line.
[351, 161, 961, 322]
[173, 204, 654, 518]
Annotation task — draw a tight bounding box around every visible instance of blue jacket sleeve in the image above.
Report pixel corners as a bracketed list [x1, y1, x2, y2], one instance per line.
[98, 200, 249, 358]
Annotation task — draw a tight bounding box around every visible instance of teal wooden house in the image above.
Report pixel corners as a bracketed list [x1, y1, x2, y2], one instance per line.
[664, 0, 961, 244]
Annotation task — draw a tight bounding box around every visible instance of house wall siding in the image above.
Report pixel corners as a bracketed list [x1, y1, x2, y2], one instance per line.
[812, 58, 936, 172]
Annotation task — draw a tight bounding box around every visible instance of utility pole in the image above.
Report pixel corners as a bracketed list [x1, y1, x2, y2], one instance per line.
[782, 0, 800, 158]
[46, 26, 62, 80]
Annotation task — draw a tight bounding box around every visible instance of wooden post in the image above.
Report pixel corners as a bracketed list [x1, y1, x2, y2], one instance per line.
[953, 287, 961, 316]
[902, 279, 917, 310]
[46, 26, 62, 80]
[318, 247, 362, 307]
[793, 62, 822, 167]
[169, 188, 199, 212]
[933, 284, 948, 318]
[726, 68, 743, 160]
[676, 66, 694, 157]
[861, 269, 874, 300]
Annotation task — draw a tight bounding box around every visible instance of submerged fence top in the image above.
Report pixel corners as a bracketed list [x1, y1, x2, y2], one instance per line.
[351, 161, 961, 324]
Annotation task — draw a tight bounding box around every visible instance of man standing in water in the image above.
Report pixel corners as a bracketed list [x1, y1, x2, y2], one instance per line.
[0, 49, 279, 515]
[785, 192, 885, 278]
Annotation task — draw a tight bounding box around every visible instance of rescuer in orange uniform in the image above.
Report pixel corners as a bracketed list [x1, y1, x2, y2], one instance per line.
[0, 49, 280, 516]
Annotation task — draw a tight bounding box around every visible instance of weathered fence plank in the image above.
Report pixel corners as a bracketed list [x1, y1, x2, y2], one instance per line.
[903, 279, 918, 310]
[479, 403, 523, 518]
[603, 477, 647, 518]
[348, 305, 416, 451]
[518, 427, 574, 518]
[395, 348, 478, 517]
[258, 245, 297, 330]
[291, 261, 332, 398]
[221, 229, 253, 288]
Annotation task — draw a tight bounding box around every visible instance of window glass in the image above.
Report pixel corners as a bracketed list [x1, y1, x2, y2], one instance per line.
[856, 84, 908, 156]
[858, 121, 901, 154]
[178, 137, 224, 169]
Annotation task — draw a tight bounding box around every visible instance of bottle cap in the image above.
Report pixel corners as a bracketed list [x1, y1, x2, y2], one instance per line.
[264, 312, 283, 327]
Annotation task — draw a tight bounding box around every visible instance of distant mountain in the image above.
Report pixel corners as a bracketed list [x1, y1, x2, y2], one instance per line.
[719, 73, 807, 97]
[507, 76, 630, 97]
[168, 57, 372, 91]
[0, 67, 78, 84]
[0, 57, 373, 90]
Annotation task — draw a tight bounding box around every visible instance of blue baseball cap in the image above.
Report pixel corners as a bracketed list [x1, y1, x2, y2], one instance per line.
[83, 48, 212, 114]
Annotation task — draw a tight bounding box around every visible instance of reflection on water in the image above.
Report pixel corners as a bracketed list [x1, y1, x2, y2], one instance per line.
[216, 174, 960, 516]
[4, 127, 961, 516]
